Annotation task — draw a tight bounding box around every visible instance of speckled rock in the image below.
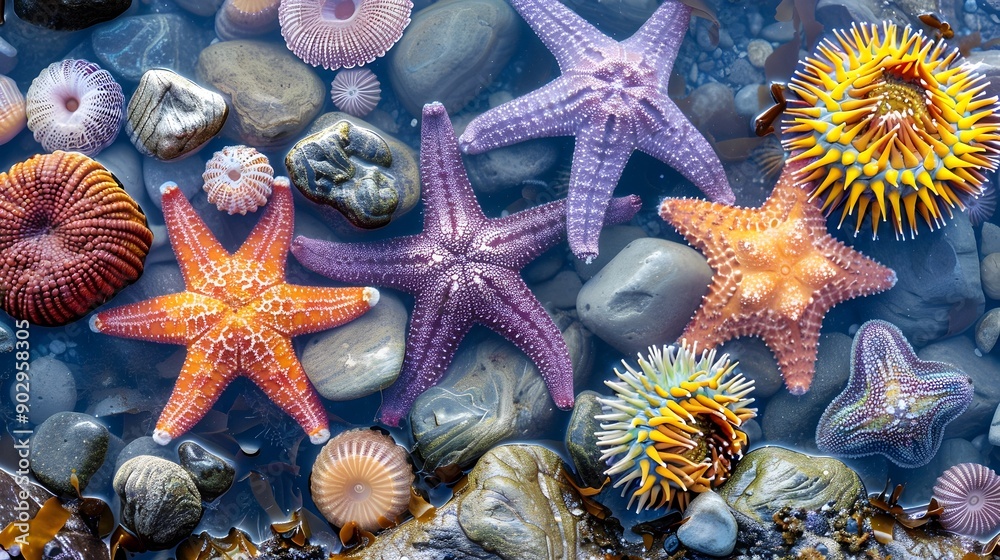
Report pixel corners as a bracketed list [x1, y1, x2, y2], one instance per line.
[126, 69, 228, 161]
[301, 292, 407, 400]
[859, 217, 984, 346]
[976, 308, 1000, 353]
[287, 118, 419, 229]
[746, 39, 773, 69]
[678, 491, 737, 557]
[564, 390, 606, 488]
[982, 253, 1000, 300]
[30, 412, 109, 495]
[114, 456, 202, 550]
[197, 40, 324, 148]
[718, 447, 865, 524]
[919, 335, 1000, 439]
[577, 237, 711, 356]
[9, 356, 76, 425]
[389, 0, 520, 116]
[15, 0, 131, 31]
[92, 14, 211, 82]
[410, 309, 592, 472]
[178, 441, 234, 502]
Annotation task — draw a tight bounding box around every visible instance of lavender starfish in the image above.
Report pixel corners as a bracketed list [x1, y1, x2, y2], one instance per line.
[293, 103, 640, 426]
[459, 0, 734, 261]
[816, 320, 973, 468]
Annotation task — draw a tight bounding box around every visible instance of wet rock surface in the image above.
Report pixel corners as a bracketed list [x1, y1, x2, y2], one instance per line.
[114, 455, 203, 550]
[15, 0, 131, 31]
[30, 412, 110, 495]
[92, 14, 211, 81]
[177, 441, 234, 502]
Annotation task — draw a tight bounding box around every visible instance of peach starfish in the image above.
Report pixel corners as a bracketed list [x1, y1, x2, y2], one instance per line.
[91, 178, 378, 445]
[659, 160, 897, 394]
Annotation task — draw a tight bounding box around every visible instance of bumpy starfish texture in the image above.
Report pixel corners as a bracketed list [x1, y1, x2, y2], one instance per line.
[816, 320, 973, 468]
[91, 178, 378, 445]
[293, 103, 641, 426]
[458, 0, 733, 261]
[659, 160, 897, 395]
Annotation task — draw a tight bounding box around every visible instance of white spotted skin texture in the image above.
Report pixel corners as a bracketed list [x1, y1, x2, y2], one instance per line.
[91, 178, 378, 445]
[816, 320, 973, 468]
[292, 103, 642, 426]
[458, 0, 734, 261]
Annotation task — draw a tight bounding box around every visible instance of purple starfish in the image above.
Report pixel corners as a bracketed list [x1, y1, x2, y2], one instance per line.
[293, 103, 641, 426]
[458, 0, 734, 262]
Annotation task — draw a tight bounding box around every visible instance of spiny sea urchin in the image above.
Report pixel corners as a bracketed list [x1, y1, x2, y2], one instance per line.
[595, 341, 756, 512]
[782, 22, 1000, 239]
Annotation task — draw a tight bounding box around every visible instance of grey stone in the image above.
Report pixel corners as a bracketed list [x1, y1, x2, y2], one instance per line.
[92, 14, 211, 82]
[114, 456, 202, 550]
[462, 138, 561, 194]
[95, 141, 147, 209]
[15, 0, 131, 31]
[859, 218, 984, 347]
[287, 117, 420, 229]
[173, 0, 222, 16]
[677, 491, 737, 557]
[735, 84, 768, 121]
[410, 309, 592, 471]
[126, 69, 228, 161]
[197, 40, 324, 148]
[573, 226, 647, 281]
[983, 252, 1000, 300]
[9, 356, 76, 425]
[115, 436, 174, 474]
[577, 238, 711, 356]
[564, 390, 606, 488]
[531, 270, 583, 310]
[976, 308, 1000, 353]
[301, 292, 407, 401]
[760, 333, 852, 449]
[178, 441, 235, 502]
[143, 153, 206, 209]
[982, 222, 1000, 258]
[920, 335, 1000, 439]
[760, 21, 796, 42]
[389, 0, 520, 116]
[717, 447, 865, 525]
[30, 412, 109, 495]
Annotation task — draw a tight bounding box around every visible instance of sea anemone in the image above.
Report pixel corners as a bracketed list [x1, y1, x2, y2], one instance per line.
[933, 463, 1000, 537]
[215, 0, 281, 40]
[310, 428, 414, 532]
[202, 145, 275, 215]
[330, 68, 381, 118]
[782, 22, 1000, 239]
[278, 0, 413, 70]
[595, 341, 756, 512]
[25, 59, 125, 156]
[959, 184, 997, 226]
[0, 151, 153, 326]
[0, 75, 26, 145]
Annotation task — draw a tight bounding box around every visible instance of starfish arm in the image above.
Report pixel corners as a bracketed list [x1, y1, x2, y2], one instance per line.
[420, 103, 488, 235]
[152, 333, 239, 445]
[379, 291, 475, 426]
[253, 285, 379, 337]
[638, 108, 736, 204]
[475, 272, 575, 410]
[508, 0, 616, 70]
[291, 235, 431, 293]
[566, 119, 637, 261]
[233, 178, 295, 284]
[458, 78, 586, 154]
[244, 333, 332, 444]
[479, 195, 641, 269]
[623, 0, 692, 79]
[159, 183, 233, 296]
[89, 292, 227, 344]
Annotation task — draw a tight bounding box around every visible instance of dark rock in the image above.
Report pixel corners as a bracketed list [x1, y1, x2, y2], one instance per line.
[92, 14, 211, 82]
[177, 441, 235, 502]
[719, 337, 784, 399]
[286, 119, 418, 229]
[114, 436, 174, 474]
[30, 412, 110, 496]
[564, 391, 606, 488]
[114, 456, 202, 550]
[14, 0, 130, 31]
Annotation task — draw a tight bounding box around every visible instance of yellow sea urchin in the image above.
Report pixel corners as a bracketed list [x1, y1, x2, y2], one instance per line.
[595, 341, 756, 513]
[782, 22, 1000, 238]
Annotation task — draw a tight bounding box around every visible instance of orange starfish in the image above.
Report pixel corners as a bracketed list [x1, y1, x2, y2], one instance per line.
[90, 178, 378, 445]
[659, 160, 897, 394]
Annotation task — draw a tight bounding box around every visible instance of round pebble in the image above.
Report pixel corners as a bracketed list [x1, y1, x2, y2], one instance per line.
[178, 441, 235, 502]
[677, 491, 737, 557]
[977, 308, 1000, 353]
[982, 252, 1000, 300]
[30, 412, 109, 495]
[746, 39, 773, 68]
[114, 456, 203, 550]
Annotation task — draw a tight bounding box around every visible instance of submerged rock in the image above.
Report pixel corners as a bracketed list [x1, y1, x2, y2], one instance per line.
[92, 14, 211, 82]
[30, 412, 109, 496]
[677, 491, 737, 557]
[114, 456, 202, 550]
[178, 441, 234, 502]
[15, 0, 131, 31]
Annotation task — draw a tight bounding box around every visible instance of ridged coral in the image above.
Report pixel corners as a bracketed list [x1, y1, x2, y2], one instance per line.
[782, 22, 1000, 238]
[596, 341, 756, 512]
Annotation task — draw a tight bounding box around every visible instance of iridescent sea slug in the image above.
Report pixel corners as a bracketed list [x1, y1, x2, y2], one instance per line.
[782, 22, 1000, 238]
[595, 341, 756, 512]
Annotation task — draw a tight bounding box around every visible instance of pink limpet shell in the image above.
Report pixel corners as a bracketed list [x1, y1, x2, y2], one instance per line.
[202, 145, 275, 215]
